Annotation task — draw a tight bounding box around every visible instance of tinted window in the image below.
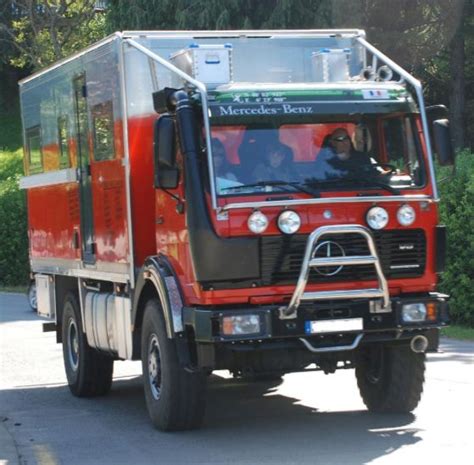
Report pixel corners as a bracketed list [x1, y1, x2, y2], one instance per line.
[92, 101, 115, 161]
[26, 126, 43, 174]
[58, 116, 70, 168]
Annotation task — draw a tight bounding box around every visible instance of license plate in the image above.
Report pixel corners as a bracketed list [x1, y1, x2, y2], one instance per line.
[305, 318, 363, 334]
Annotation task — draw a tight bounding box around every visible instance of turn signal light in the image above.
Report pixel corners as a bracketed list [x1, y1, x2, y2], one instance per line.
[426, 302, 437, 322]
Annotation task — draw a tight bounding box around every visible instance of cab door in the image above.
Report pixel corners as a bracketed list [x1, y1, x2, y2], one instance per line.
[73, 73, 96, 264]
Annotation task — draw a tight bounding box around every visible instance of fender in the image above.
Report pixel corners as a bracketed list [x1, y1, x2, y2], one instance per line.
[132, 256, 184, 339]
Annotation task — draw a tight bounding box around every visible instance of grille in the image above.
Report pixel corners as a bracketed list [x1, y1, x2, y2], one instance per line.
[260, 229, 426, 285]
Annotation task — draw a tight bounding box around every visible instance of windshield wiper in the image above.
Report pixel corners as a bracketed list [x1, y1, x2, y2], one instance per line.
[221, 180, 319, 196]
[304, 177, 399, 195]
[344, 177, 399, 194]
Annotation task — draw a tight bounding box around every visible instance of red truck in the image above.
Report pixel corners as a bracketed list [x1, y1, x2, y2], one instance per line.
[19, 30, 452, 431]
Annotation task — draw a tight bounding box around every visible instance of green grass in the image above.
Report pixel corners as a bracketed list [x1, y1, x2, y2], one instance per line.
[0, 285, 28, 294]
[441, 325, 474, 341]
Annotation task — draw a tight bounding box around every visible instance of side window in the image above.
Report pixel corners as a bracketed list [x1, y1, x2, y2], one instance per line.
[26, 126, 43, 174]
[92, 101, 115, 161]
[383, 118, 406, 171]
[58, 115, 70, 168]
[383, 116, 423, 186]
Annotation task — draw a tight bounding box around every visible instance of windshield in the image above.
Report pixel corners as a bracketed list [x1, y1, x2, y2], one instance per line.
[209, 115, 425, 196]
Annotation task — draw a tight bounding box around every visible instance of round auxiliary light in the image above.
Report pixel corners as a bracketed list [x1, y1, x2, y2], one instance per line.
[366, 206, 389, 230]
[247, 211, 269, 234]
[278, 210, 301, 235]
[397, 204, 416, 226]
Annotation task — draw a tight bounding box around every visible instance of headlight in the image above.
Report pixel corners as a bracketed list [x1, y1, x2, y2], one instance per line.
[366, 206, 389, 230]
[277, 210, 301, 234]
[397, 204, 416, 226]
[402, 303, 427, 323]
[222, 314, 261, 336]
[247, 211, 268, 234]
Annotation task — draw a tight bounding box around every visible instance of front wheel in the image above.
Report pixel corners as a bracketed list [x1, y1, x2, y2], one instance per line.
[355, 344, 425, 413]
[62, 293, 114, 397]
[141, 299, 207, 431]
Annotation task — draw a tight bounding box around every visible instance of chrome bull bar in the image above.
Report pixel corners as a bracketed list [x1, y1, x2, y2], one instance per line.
[279, 225, 390, 320]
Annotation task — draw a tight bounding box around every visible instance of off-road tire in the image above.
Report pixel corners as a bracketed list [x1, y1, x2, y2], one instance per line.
[355, 344, 425, 413]
[62, 292, 114, 397]
[27, 280, 37, 311]
[141, 298, 207, 431]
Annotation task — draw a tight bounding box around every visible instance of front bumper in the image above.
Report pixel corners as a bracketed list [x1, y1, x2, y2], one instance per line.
[183, 293, 449, 346]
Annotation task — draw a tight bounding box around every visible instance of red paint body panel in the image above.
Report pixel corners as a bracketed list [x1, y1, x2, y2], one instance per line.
[28, 183, 81, 260]
[128, 115, 158, 267]
[90, 158, 129, 263]
[197, 197, 439, 305]
[89, 121, 129, 263]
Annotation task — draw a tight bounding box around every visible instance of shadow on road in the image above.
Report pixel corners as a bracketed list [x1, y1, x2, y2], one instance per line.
[1, 373, 422, 465]
[0, 293, 37, 324]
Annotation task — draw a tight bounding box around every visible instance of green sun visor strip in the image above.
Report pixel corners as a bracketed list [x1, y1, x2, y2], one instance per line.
[207, 88, 418, 119]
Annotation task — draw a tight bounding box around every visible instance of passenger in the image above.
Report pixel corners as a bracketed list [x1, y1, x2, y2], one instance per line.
[314, 127, 376, 179]
[253, 141, 297, 183]
[212, 138, 237, 182]
[211, 138, 239, 193]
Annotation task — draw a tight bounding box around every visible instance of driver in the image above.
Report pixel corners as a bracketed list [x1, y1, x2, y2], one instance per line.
[314, 128, 377, 178]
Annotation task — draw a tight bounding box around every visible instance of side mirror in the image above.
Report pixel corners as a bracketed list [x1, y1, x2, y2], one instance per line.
[432, 119, 455, 166]
[153, 115, 179, 189]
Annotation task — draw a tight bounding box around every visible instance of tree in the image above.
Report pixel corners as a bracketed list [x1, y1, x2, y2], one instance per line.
[0, 0, 107, 71]
[449, 1, 467, 149]
[330, 0, 470, 149]
[329, 0, 464, 71]
[106, 0, 331, 31]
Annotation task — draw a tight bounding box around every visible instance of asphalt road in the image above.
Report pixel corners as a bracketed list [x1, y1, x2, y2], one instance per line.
[1, 292, 473, 465]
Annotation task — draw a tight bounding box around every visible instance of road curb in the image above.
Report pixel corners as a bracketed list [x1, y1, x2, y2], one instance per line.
[0, 420, 20, 465]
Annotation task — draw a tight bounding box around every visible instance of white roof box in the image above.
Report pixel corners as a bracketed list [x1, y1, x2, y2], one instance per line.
[312, 48, 351, 82]
[170, 43, 233, 88]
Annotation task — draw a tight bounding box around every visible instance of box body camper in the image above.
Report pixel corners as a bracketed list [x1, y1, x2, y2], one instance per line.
[19, 30, 452, 430]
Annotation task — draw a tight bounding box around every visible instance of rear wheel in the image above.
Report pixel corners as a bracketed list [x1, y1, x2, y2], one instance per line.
[355, 344, 425, 413]
[62, 293, 114, 397]
[27, 280, 37, 311]
[141, 298, 207, 431]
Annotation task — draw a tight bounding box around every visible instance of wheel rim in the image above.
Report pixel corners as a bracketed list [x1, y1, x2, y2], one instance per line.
[29, 285, 37, 309]
[147, 334, 162, 400]
[67, 318, 80, 371]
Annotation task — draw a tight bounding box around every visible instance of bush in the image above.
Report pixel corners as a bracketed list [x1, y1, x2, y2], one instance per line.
[0, 164, 29, 286]
[0, 111, 29, 287]
[437, 150, 474, 327]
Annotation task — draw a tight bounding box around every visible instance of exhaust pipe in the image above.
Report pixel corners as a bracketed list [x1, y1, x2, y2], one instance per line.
[410, 335, 429, 353]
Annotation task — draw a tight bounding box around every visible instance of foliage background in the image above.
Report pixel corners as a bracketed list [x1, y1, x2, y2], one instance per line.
[0, 113, 29, 286]
[437, 152, 474, 326]
[0, 0, 473, 325]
